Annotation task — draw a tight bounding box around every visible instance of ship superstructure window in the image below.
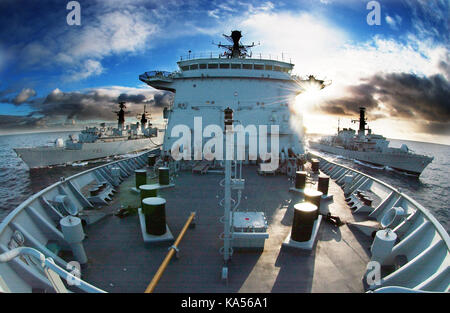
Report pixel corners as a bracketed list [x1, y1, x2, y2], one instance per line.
[231, 63, 241, 69]
[265, 65, 273, 70]
[242, 64, 252, 70]
[181, 66, 189, 71]
[254, 64, 264, 70]
[220, 63, 230, 69]
[208, 64, 218, 69]
[199, 64, 207, 69]
[281, 67, 290, 73]
[273, 66, 281, 72]
[190, 64, 198, 70]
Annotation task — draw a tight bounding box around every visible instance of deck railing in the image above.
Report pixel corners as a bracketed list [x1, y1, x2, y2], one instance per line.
[0, 247, 106, 293]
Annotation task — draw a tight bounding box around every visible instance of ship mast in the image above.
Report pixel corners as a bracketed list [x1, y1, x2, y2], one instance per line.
[115, 102, 127, 130]
[216, 30, 258, 58]
[140, 104, 150, 132]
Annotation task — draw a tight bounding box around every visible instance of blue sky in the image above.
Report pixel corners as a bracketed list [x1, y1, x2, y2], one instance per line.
[0, 0, 448, 144]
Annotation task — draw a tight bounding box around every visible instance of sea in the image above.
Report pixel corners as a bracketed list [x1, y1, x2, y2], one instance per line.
[0, 131, 449, 234]
[0, 131, 137, 221]
[309, 138, 449, 234]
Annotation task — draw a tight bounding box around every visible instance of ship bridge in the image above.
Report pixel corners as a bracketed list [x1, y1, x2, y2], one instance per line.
[139, 30, 298, 92]
[139, 57, 296, 92]
[139, 31, 329, 159]
[139, 71, 176, 92]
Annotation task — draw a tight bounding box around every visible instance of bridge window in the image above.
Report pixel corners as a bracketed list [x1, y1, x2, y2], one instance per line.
[199, 64, 207, 69]
[190, 64, 198, 70]
[181, 66, 189, 71]
[281, 67, 290, 73]
[242, 64, 252, 70]
[208, 63, 218, 69]
[265, 65, 273, 70]
[231, 63, 241, 69]
[273, 66, 281, 72]
[220, 63, 230, 69]
[254, 64, 264, 70]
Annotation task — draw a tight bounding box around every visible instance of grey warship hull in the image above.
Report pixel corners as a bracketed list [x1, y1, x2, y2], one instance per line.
[14, 138, 156, 169]
[309, 142, 432, 176]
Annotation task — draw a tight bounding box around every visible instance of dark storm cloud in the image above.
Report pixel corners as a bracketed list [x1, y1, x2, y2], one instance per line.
[317, 72, 450, 135]
[323, 82, 379, 117]
[372, 73, 449, 123]
[2, 88, 174, 130]
[421, 122, 450, 135]
[152, 92, 174, 108]
[0, 115, 47, 129]
[118, 93, 147, 104]
[33, 89, 118, 121]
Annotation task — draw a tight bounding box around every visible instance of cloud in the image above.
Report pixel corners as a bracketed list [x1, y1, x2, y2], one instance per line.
[13, 88, 37, 105]
[385, 14, 402, 30]
[13, 86, 173, 125]
[0, 87, 37, 105]
[3, 1, 160, 80]
[437, 55, 450, 80]
[68, 60, 104, 81]
[152, 92, 174, 108]
[317, 72, 450, 135]
[228, 6, 448, 139]
[117, 93, 147, 104]
[64, 8, 157, 60]
[0, 115, 48, 130]
[236, 9, 447, 87]
[405, 0, 449, 43]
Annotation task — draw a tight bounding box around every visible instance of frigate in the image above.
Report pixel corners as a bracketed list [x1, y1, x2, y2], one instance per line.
[14, 103, 159, 169]
[309, 107, 434, 176]
[0, 31, 448, 295]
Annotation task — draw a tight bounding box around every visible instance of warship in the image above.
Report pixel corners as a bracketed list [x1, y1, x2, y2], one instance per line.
[308, 107, 434, 176]
[0, 31, 448, 295]
[14, 103, 159, 169]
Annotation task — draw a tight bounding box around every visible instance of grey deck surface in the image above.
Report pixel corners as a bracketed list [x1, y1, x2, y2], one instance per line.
[82, 165, 372, 293]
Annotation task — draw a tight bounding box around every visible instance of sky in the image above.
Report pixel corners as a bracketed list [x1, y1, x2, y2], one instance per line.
[0, 0, 448, 144]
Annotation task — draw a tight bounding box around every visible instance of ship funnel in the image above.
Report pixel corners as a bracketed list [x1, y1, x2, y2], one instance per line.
[359, 107, 367, 132]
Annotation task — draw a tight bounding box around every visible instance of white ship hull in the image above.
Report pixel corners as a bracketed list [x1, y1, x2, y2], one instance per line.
[141, 58, 306, 160]
[309, 142, 432, 176]
[14, 138, 155, 169]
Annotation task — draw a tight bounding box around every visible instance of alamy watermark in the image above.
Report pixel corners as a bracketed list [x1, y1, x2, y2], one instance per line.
[66, 261, 81, 286]
[169, 117, 280, 171]
[367, 1, 381, 26]
[67, 1, 81, 26]
[65, 1, 380, 27]
[366, 261, 381, 286]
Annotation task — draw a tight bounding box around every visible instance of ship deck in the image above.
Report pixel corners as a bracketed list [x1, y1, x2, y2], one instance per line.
[81, 165, 372, 293]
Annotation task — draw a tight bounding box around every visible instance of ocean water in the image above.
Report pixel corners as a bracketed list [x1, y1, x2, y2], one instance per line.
[0, 132, 449, 234]
[0, 131, 134, 221]
[309, 138, 449, 234]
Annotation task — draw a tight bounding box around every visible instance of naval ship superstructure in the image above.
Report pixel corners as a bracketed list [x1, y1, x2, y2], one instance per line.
[14, 103, 159, 169]
[309, 107, 434, 176]
[139, 31, 326, 167]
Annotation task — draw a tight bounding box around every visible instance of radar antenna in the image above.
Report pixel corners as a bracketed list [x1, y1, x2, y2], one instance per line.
[214, 30, 259, 58]
[137, 104, 151, 127]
